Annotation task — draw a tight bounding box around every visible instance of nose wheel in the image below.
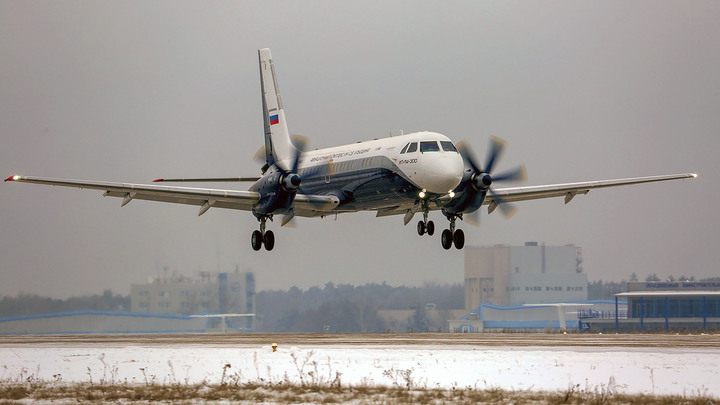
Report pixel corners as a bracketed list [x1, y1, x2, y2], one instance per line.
[416, 200, 435, 236]
[417, 220, 435, 236]
[251, 216, 275, 251]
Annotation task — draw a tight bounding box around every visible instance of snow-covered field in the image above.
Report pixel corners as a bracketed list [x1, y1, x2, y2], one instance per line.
[2, 335, 718, 397]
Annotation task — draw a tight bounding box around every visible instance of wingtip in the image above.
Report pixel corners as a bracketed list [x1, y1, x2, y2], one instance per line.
[153, 179, 164, 182]
[5, 175, 19, 182]
[691, 173, 698, 178]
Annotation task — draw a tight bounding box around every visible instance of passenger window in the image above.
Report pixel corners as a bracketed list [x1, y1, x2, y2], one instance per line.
[420, 141, 440, 153]
[406, 142, 418, 153]
[400, 143, 410, 154]
[440, 141, 458, 152]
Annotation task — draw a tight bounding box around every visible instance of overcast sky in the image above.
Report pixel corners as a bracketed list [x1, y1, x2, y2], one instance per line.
[1, 1, 718, 299]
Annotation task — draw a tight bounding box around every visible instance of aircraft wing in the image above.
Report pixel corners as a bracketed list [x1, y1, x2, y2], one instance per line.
[487, 173, 697, 205]
[378, 172, 696, 220]
[5, 175, 338, 216]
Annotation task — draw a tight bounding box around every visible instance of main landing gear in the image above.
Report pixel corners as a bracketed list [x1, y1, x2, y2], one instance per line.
[440, 215, 464, 250]
[251, 215, 275, 251]
[416, 200, 464, 249]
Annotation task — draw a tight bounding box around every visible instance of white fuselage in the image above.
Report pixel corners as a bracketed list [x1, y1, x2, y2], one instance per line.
[287, 131, 464, 204]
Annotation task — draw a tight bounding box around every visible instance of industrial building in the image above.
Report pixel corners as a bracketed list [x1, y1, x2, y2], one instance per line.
[449, 300, 623, 333]
[464, 242, 587, 309]
[582, 281, 720, 332]
[451, 243, 597, 332]
[0, 311, 207, 334]
[131, 270, 255, 326]
[1, 270, 256, 334]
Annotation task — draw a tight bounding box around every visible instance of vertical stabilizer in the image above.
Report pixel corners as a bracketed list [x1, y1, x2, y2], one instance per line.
[259, 48, 295, 167]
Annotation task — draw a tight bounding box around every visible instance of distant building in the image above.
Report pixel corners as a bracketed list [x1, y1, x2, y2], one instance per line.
[582, 281, 720, 332]
[448, 301, 621, 333]
[0, 270, 256, 335]
[450, 243, 595, 332]
[464, 242, 587, 310]
[0, 311, 207, 334]
[130, 270, 255, 330]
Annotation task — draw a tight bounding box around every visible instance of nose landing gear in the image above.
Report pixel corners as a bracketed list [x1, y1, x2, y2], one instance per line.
[416, 199, 435, 236]
[417, 220, 435, 236]
[251, 215, 275, 251]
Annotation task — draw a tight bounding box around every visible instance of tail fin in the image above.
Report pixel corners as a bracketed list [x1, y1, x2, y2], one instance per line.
[259, 48, 296, 168]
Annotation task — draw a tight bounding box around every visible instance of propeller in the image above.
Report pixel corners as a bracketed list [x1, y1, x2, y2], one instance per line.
[275, 136, 305, 193]
[272, 136, 335, 226]
[457, 136, 527, 222]
[254, 135, 309, 164]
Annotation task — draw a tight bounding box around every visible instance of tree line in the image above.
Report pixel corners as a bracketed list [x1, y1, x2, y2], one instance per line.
[0, 290, 129, 318]
[0, 282, 463, 333]
[255, 282, 463, 333]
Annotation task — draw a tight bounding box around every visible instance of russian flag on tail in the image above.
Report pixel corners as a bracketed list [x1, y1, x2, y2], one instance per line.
[270, 114, 279, 125]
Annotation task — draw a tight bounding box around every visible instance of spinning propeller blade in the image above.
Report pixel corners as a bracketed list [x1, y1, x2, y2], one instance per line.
[457, 136, 526, 223]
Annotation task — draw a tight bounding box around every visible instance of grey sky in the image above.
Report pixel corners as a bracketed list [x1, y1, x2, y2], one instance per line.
[1, 1, 717, 299]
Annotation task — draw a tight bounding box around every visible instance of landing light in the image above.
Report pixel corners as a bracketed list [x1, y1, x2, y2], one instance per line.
[448, 190, 455, 198]
[418, 189, 427, 199]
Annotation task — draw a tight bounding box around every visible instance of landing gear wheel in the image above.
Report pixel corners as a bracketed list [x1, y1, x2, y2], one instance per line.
[426, 221, 435, 236]
[453, 229, 465, 250]
[417, 220, 426, 236]
[263, 230, 275, 251]
[251, 230, 262, 251]
[441, 229, 453, 250]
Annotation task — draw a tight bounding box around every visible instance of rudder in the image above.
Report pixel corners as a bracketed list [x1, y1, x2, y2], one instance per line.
[259, 48, 295, 168]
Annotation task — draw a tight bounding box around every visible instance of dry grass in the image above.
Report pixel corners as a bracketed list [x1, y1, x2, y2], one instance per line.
[1, 380, 717, 404]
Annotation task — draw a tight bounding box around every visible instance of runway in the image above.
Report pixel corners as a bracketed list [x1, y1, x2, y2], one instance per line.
[2, 333, 719, 397]
[3, 332, 719, 348]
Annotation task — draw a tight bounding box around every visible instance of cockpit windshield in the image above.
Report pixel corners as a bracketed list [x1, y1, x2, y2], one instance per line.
[440, 141, 458, 152]
[420, 141, 440, 153]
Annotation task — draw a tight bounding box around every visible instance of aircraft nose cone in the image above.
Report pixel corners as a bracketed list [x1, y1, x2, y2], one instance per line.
[420, 154, 464, 194]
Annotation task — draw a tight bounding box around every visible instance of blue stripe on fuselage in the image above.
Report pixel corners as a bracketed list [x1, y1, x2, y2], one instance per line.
[298, 156, 419, 211]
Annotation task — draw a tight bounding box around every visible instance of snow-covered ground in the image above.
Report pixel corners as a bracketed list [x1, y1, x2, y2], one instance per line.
[1, 341, 718, 397]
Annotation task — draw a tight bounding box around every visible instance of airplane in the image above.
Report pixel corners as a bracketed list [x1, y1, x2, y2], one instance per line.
[6, 48, 697, 251]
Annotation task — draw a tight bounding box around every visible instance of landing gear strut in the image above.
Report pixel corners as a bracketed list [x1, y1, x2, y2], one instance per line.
[251, 215, 275, 251]
[441, 214, 464, 250]
[416, 200, 434, 236]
